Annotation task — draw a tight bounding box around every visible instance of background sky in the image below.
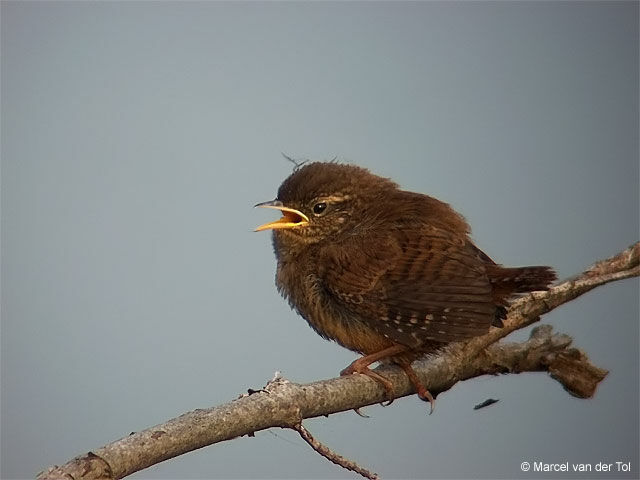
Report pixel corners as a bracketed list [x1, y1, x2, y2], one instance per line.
[2, 2, 638, 479]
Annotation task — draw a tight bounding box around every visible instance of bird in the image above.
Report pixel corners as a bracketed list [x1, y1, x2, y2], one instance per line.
[255, 161, 556, 411]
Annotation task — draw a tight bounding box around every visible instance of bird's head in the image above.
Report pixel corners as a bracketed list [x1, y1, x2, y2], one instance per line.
[255, 162, 398, 244]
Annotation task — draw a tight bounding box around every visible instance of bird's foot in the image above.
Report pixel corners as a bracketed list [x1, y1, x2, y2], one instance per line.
[341, 345, 410, 407]
[397, 362, 435, 414]
[341, 359, 396, 405]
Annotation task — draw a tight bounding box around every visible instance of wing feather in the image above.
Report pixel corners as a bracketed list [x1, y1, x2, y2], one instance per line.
[319, 226, 495, 347]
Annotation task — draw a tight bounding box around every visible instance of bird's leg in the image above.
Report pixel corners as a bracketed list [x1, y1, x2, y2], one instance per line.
[340, 344, 408, 403]
[395, 360, 435, 414]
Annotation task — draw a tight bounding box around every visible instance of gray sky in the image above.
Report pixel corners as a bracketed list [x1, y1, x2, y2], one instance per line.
[2, 2, 638, 479]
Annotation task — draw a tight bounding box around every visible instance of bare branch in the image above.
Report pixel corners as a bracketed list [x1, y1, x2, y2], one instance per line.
[293, 423, 379, 480]
[37, 242, 639, 480]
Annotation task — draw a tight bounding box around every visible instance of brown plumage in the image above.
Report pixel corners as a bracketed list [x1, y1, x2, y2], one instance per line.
[255, 162, 556, 409]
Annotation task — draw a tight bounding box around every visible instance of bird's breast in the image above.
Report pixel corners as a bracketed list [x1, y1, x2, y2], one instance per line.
[274, 253, 395, 355]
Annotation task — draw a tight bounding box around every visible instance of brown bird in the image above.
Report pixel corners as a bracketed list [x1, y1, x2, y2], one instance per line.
[255, 162, 556, 410]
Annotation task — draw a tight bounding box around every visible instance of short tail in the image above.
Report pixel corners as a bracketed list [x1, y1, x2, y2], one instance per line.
[487, 265, 557, 294]
[486, 264, 556, 328]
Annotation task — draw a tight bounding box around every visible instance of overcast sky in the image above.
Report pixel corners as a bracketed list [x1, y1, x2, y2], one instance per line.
[2, 2, 638, 479]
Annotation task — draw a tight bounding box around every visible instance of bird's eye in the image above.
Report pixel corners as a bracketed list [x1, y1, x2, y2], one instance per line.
[312, 202, 327, 215]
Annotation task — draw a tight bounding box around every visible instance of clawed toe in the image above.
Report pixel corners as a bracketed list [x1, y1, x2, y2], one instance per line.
[342, 362, 396, 403]
[415, 384, 435, 414]
[398, 362, 436, 414]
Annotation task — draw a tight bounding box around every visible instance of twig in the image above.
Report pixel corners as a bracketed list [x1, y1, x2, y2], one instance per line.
[293, 423, 379, 480]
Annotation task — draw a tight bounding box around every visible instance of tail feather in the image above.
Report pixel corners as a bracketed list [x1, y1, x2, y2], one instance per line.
[487, 265, 557, 294]
[485, 264, 556, 328]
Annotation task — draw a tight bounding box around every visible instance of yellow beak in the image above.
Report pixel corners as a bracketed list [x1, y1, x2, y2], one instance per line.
[254, 200, 309, 232]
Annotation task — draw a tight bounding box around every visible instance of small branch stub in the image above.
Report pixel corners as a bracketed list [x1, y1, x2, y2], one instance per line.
[545, 349, 609, 398]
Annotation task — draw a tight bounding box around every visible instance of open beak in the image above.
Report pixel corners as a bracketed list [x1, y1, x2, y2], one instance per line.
[254, 200, 309, 232]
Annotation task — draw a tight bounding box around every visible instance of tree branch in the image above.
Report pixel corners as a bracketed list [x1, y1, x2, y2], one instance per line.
[38, 242, 639, 480]
[293, 422, 380, 480]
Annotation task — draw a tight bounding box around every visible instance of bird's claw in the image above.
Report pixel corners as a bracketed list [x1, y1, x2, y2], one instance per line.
[353, 407, 370, 418]
[397, 362, 436, 414]
[341, 362, 396, 404]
